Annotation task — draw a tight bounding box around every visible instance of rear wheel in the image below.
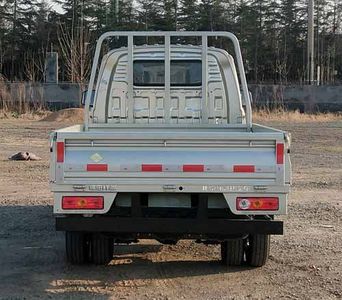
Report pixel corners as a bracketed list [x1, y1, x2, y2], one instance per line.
[221, 239, 244, 266]
[246, 234, 270, 267]
[91, 234, 114, 265]
[65, 231, 89, 264]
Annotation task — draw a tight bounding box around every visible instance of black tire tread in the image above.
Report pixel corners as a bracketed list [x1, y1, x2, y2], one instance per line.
[91, 234, 113, 265]
[247, 234, 270, 267]
[221, 242, 227, 265]
[221, 239, 244, 266]
[65, 231, 86, 264]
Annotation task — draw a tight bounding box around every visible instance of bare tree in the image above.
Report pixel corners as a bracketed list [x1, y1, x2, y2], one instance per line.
[57, 22, 92, 85]
[23, 50, 47, 82]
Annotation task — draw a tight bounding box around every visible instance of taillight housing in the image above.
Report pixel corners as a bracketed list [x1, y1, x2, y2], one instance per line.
[236, 197, 279, 211]
[62, 196, 104, 210]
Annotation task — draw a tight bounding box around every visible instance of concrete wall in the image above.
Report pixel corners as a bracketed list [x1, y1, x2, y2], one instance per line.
[1, 82, 341, 112]
[0, 82, 81, 110]
[249, 84, 342, 112]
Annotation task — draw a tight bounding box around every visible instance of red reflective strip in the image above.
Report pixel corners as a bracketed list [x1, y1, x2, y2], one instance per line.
[183, 165, 204, 172]
[86, 164, 108, 171]
[276, 143, 284, 164]
[142, 164, 162, 172]
[233, 165, 255, 173]
[56, 142, 64, 163]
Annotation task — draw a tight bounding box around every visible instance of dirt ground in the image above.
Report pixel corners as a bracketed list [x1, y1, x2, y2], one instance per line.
[0, 118, 341, 300]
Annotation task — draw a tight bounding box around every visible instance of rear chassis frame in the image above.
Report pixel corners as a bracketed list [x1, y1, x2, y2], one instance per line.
[56, 194, 283, 240]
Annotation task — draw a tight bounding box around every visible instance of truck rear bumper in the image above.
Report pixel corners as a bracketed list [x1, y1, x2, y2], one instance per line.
[56, 216, 283, 238]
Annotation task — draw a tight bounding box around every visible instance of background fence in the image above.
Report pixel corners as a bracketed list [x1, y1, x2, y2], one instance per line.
[0, 82, 341, 113]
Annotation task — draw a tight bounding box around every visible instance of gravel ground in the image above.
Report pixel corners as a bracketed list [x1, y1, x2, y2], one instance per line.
[0, 119, 341, 300]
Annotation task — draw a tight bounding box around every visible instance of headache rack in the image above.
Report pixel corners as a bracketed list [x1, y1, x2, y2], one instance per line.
[84, 31, 253, 131]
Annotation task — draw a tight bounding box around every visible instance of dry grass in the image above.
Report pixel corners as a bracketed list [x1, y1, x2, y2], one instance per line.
[40, 108, 83, 122]
[3, 109, 341, 123]
[0, 108, 83, 121]
[0, 109, 50, 120]
[0, 76, 47, 118]
[1, 108, 341, 123]
[254, 109, 342, 122]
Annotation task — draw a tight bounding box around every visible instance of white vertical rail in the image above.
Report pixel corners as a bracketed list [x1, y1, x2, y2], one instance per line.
[201, 35, 208, 123]
[227, 34, 253, 130]
[84, 34, 107, 130]
[84, 31, 253, 131]
[164, 34, 171, 123]
[127, 35, 134, 123]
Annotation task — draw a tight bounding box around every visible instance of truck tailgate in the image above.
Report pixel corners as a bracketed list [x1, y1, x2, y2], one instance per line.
[52, 126, 289, 190]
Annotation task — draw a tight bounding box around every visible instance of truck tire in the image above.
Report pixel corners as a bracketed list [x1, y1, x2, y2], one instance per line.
[246, 234, 270, 267]
[221, 239, 244, 266]
[65, 231, 89, 264]
[91, 234, 114, 265]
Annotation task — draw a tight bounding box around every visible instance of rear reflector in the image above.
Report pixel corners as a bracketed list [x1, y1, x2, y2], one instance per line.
[276, 143, 284, 164]
[183, 165, 204, 172]
[56, 142, 64, 163]
[87, 164, 108, 172]
[62, 196, 104, 210]
[142, 164, 162, 172]
[236, 197, 279, 211]
[233, 165, 255, 173]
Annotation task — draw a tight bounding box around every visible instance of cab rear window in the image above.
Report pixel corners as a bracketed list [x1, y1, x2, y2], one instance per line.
[133, 60, 202, 86]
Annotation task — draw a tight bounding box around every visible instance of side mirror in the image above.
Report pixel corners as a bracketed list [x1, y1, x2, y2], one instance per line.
[249, 91, 253, 104]
[81, 90, 95, 107]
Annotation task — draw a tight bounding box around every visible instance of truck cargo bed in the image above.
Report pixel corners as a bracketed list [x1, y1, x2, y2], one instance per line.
[52, 124, 289, 187]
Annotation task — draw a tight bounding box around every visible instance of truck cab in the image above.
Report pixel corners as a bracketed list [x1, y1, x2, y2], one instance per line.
[50, 31, 291, 267]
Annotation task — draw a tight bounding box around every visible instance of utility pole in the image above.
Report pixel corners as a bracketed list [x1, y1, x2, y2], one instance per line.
[307, 0, 314, 84]
[80, 0, 84, 83]
[114, 0, 119, 25]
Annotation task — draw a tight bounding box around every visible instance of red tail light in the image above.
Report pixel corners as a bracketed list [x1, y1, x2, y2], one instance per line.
[62, 196, 104, 210]
[56, 142, 64, 163]
[236, 197, 279, 211]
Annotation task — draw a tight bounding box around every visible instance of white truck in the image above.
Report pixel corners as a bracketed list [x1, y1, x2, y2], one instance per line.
[50, 31, 291, 267]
